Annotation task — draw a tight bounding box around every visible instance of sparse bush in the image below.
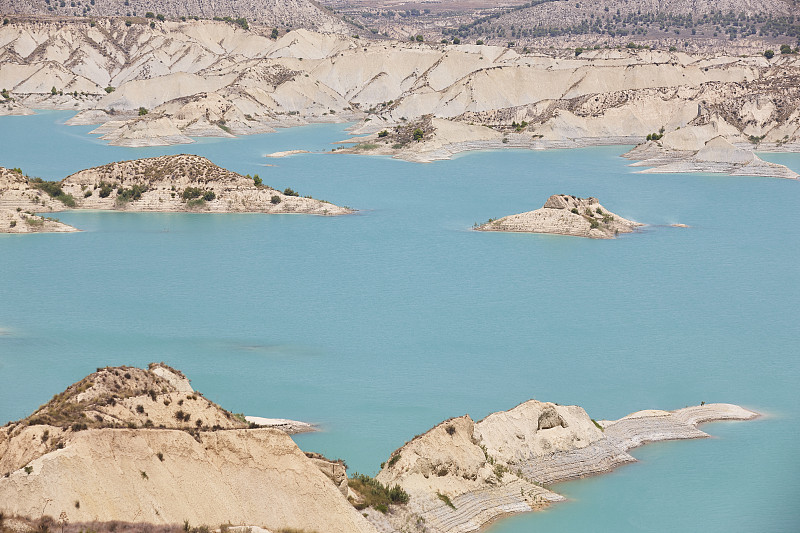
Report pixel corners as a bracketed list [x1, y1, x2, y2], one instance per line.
[445, 424, 456, 435]
[347, 473, 409, 510]
[377, 130, 389, 138]
[283, 187, 299, 197]
[138, 107, 148, 116]
[437, 492, 456, 509]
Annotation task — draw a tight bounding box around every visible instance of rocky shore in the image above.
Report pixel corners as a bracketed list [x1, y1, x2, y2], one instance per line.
[475, 194, 642, 239]
[0, 155, 351, 233]
[368, 400, 758, 533]
[0, 365, 758, 533]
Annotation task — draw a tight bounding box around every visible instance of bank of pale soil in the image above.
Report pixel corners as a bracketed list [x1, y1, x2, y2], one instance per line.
[624, 135, 799, 179]
[2, 19, 799, 175]
[0, 156, 351, 232]
[475, 194, 642, 239]
[368, 400, 757, 533]
[0, 364, 362, 532]
[0, 364, 757, 533]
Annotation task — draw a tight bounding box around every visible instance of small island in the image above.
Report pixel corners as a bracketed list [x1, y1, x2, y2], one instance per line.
[475, 194, 643, 239]
[0, 155, 352, 233]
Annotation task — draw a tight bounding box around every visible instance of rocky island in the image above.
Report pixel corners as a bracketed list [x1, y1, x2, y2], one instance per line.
[0, 365, 758, 533]
[0, 155, 351, 233]
[475, 195, 642, 239]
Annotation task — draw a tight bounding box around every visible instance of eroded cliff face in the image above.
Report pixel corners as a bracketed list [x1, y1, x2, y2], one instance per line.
[0, 428, 376, 532]
[369, 400, 757, 533]
[1, 19, 799, 171]
[0, 364, 376, 533]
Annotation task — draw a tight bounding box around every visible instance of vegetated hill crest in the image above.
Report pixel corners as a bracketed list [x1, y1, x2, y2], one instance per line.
[0, 364, 374, 533]
[0, 0, 350, 31]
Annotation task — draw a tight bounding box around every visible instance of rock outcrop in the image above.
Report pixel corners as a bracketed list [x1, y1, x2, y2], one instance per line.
[0, 364, 373, 533]
[0, 167, 79, 233]
[475, 195, 642, 239]
[368, 400, 758, 533]
[59, 154, 350, 215]
[624, 135, 799, 179]
[0, 157, 351, 233]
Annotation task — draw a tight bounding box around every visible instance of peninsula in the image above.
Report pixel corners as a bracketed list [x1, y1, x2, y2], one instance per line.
[0, 155, 351, 233]
[475, 195, 642, 238]
[0, 365, 757, 533]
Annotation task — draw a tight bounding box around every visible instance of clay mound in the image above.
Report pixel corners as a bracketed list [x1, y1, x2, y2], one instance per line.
[0, 365, 377, 533]
[0, 428, 375, 533]
[476, 194, 642, 239]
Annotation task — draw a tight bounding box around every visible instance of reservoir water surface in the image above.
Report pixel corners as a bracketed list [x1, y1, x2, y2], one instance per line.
[1, 111, 798, 532]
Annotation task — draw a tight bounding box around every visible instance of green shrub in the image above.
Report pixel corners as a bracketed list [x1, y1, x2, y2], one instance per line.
[84, 189, 92, 198]
[377, 130, 389, 138]
[590, 219, 600, 229]
[138, 107, 148, 116]
[283, 187, 299, 197]
[347, 473, 409, 510]
[24, 465, 33, 474]
[764, 49, 775, 59]
[271, 195, 281, 204]
[145, 11, 154, 17]
[105, 86, 115, 93]
[387, 453, 401, 467]
[437, 492, 456, 509]
[9, 220, 16, 228]
[116, 184, 148, 202]
[412, 128, 424, 141]
[253, 174, 262, 186]
[98, 181, 114, 197]
[780, 44, 792, 54]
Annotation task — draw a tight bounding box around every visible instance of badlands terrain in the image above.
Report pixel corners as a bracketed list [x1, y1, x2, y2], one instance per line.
[0, 364, 758, 533]
[1, 17, 798, 178]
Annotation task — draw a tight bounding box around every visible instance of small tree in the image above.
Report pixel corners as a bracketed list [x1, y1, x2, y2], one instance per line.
[453, 37, 461, 44]
[51, 86, 57, 95]
[253, 174, 262, 186]
[780, 44, 792, 54]
[415, 34, 423, 42]
[764, 49, 775, 59]
[412, 128, 424, 141]
[270, 195, 281, 204]
[156, 13, 165, 21]
[271, 28, 279, 39]
[145, 11, 154, 18]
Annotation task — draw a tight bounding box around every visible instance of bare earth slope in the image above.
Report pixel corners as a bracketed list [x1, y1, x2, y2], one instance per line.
[368, 399, 758, 533]
[475, 194, 642, 238]
[0, 364, 373, 532]
[0, 156, 350, 234]
[1, 19, 799, 178]
[60, 154, 350, 215]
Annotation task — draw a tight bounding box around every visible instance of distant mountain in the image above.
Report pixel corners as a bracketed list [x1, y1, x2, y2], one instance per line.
[0, 0, 350, 31]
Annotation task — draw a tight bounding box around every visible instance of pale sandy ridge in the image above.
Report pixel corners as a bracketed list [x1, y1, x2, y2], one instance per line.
[369, 400, 758, 533]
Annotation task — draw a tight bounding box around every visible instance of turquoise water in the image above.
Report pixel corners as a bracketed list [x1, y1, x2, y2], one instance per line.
[1, 110, 799, 532]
